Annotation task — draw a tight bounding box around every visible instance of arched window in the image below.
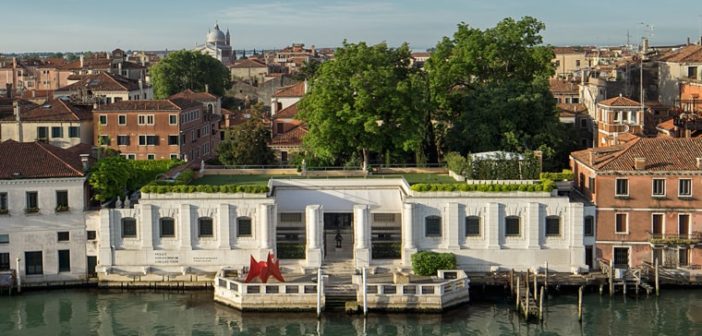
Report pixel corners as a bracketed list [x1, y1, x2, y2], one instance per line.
[121, 217, 137, 238]
[237, 217, 252, 237]
[465, 216, 481, 237]
[198, 217, 214, 238]
[425, 216, 442, 237]
[159, 217, 175, 238]
[505, 216, 520, 236]
[545, 215, 561, 236]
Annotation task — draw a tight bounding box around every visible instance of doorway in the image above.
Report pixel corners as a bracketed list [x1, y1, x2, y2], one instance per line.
[87, 256, 97, 278]
[323, 213, 354, 260]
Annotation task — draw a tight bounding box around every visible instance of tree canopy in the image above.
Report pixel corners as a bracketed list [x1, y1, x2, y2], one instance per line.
[150, 50, 231, 98]
[218, 104, 276, 165]
[423, 17, 571, 167]
[88, 157, 182, 202]
[298, 41, 427, 167]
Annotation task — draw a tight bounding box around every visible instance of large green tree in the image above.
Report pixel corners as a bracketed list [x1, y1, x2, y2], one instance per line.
[298, 41, 426, 167]
[425, 17, 567, 167]
[218, 106, 276, 165]
[150, 50, 231, 98]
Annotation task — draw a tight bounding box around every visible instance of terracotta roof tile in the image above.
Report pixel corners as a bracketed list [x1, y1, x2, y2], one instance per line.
[271, 124, 307, 146]
[169, 89, 218, 102]
[275, 102, 298, 119]
[95, 98, 201, 112]
[273, 82, 305, 98]
[229, 58, 267, 69]
[56, 72, 145, 93]
[18, 98, 93, 122]
[571, 137, 702, 172]
[0, 140, 85, 179]
[657, 118, 676, 132]
[598, 95, 641, 107]
[659, 45, 702, 63]
[549, 79, 579, 94]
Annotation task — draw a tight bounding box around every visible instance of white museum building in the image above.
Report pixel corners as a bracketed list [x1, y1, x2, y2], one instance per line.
[95, 178, 592, 283]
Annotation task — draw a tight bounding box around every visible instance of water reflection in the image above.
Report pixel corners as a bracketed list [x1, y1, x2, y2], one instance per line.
[0, 289, 701, 335]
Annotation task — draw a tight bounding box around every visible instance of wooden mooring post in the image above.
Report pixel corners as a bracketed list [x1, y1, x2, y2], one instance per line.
[539, 286, 544, 321]
[516, 276, 521, 310]
[544, 262, 548, 288]
[533, 269, 538, 301]
[578, 286, 583, 322]
[608, 261, 614, 296]
[655, 259, 660, 297]
[510, 269, 514, 294]
[525, 283, 530, 319]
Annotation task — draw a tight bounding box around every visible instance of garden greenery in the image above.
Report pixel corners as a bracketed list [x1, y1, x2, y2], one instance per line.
[411, 251, 457, 276]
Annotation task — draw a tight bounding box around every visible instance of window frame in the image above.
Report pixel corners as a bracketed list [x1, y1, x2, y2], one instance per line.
[0, 252, 9, 271]
[117, 135, 130, 146]
[58, 249, 71, 272]
[198, 217, 214, 238]
[613, 246, 630, 268]
[0, 192, 8, 211]
[505, 216, 521, 237]
[237, 217, 253, 237]
[615, 178, 629, 197]
[25, 251, 43, 275]
[99, 115, 107, 125]
[678, 213, 691, 236]
[615, 213, 629, 234]
[26, 191, 38, 211]
[169, 114, 178, 125]
[651, 213, 664, 236]
[652, 178, 666, 197]
[464, 216, 481, 237]
[118, 114, 127, 126]
[57, 231, 70, 242]
[159, 217, 176, 238]
[121, 217, 137, 238]
[0, 234, 9, 244]
[424, 215, 442, 238]
[68, 126, 80, 138]
[584, 216, 595, 237]
[678, 178, 692, 198]
[51, 126, 63, 138]
[56, 190, 68, 208]
[545, 215, 561, 237]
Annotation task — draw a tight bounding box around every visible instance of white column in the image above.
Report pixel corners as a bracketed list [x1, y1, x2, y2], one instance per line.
[98, 208, 114, 267]
[180, 204, 192, 250]
[444, 202, 460, 250]
[486, 202, 500, 249]
[141, 204, 154, 249]
[526, 202, 541, 249]
[218, 204, 232, 249]
[306, 205, 322, 268]
[259, 203, 273, 250]
[354, 204, 370, 268]
[402, 203, 417, 265]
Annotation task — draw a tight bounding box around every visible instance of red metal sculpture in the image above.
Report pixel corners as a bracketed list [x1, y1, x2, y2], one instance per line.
[244, 252, 285, 283]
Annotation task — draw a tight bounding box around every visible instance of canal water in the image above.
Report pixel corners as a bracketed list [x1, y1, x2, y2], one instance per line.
[1, 288, 701, 335]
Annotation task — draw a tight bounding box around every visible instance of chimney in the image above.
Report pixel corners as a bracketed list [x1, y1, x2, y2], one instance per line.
[106, 51, 110, 59]
[12, 57, 17, 68]
[688, 37, 691, 46]
[80, 55, 84, 68]
[697, 158, 702, 169]
[80, 154, 90, 171]
[634, 157, 646, 170]
[117, 62, 122, 75]
[205, 84, 209, 93]
[141, 54, 146, 66]
[13, 101, 23, 142]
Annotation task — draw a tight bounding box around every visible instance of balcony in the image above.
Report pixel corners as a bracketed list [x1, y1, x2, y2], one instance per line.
[649, 232, 702, 246]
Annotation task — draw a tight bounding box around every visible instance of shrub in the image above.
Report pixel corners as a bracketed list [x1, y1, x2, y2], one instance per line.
[445, 152, 468, 176]
[411, 251, 457, 276]
[175, 169, 195, 184]
[540, 169, 574, 181]
[140, 184, 269, 194]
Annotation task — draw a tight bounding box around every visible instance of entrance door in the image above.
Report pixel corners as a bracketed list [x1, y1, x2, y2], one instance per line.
[585, 245, 594, 270]
[613, 247, 629, 268]
[87, 256, 97, 278]
[323, 213, 354, 260]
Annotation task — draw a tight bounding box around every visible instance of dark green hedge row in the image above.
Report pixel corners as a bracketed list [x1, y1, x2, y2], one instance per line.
[140, 184, 269, 194]
[411, 179, 555, 192]
[411, 251, 457, 276]
[540, 169, 574, 181]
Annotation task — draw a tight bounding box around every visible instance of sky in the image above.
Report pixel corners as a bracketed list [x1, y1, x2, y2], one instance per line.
[2, 0, 702, 53]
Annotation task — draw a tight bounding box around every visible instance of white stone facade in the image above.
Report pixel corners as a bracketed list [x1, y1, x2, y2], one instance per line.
[0, 177, 89, 284]
[95, 179, 590, 280]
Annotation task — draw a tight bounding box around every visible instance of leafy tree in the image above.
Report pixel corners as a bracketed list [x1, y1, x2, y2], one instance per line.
[150, 50, 231, 98]
[425, 17, 563, 167]
[292, 59, 322, 81]
[298, 41, 426, 168]
[88, 156, 133, 202]
[218, 105, 275, 165]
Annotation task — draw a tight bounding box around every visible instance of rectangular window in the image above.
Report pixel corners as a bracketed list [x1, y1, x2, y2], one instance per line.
[117, 135, 130, 146]
[465, 216, 480, 237]
[146, 135, 159, 146]
[68, 126, 80, 138]
[138, 115, 146, 125]
[615, 213, 628, 234]
[589, 177, 596, 193]
[26, 191, 38, 211]
[51, 126, 63, 138]
[615, 178, 628, 197]
[505, 217, 520, 236]
[168, 135, 179, 145]
[57, 231, 69, 241]
[147, 154, 155, 160]
[199, 218, 214, 238]
[679, 179, 692, 197]
[99, 135, 110, 146]
[0, 253, 9, 271]
[169, 114, 177, 125]
[55, 190, 69, 212]
[652, 213, 664, 235]
[425, 216, 442, 237]
[122, 218, 137, 238]
[652, 179, 666, 197]
[545, 216, 561, 236]
[170, 154, 180, 160]
[0, 192, 7, 212]
[160, 218, 175, 238]
[689, 66, 698, 80]
[25, 251, 43, 275]
[679, 248, 690, 266]
[147, 115, 154, 125]
[679, 214, 690, 236]
[0, 234, 8, 244]
[99, 115, 107, 125]
[58, 250, 70, 272]
[613, 247, 629, 268]
[37, 126, 48, 140]
[237, 218, 252, 237]
[87, 230, 96, 240]
[584, 216, 594, 236]
[118, 115, 127, 125]
[138, 135, 146, 146]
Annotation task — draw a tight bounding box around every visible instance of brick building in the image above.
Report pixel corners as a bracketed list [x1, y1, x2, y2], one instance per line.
[571, 137, 702, 269]
[94, 98, 219, 161]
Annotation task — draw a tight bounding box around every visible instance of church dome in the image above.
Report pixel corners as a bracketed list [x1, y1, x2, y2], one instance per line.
[206, 24, 226, 44]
